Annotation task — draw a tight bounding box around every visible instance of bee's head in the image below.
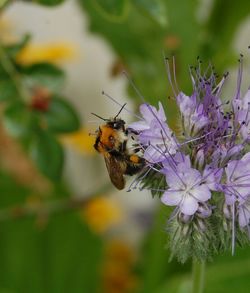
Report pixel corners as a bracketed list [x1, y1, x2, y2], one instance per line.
[107, 118, 125, 130]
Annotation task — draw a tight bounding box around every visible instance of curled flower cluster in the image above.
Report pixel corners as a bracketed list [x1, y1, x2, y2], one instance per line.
[128, 56, 250, 262]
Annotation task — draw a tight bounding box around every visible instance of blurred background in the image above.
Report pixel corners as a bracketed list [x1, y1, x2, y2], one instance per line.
[0, 0, 250, 292]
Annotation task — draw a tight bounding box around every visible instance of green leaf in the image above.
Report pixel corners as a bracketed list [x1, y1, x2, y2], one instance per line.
[29, 130, 64, 181]
[137, 206, 189, 293]
[5, 34, 31, 59]
[32, 0, 65, 6]
[3, 101, 37, 138]
[0, 80, 19, 102]
[156, 248, 250, 293]
[133, 0, 168, 27]
[92, 0, 130, 22]
[21, 63, 65, 93]
[201, 0, 250, 68]
[79, 0, 200, 116]
[43, 95, 81, 133]
[0, 0, 9, 9]
[0, 194, 103, 292]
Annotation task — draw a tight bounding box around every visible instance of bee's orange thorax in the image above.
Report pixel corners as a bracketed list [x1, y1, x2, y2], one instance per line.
[96, 125, 121, 153]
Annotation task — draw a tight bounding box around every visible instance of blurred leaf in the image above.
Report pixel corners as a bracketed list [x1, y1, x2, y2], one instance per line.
[43, 95, 81, 133]
[155, 275, 191, 293]
[0, 80, 19, 102]
[79, 0, 200, 122]
[29, 130, 64, 181]
[0, 196, 103, 293]
[21, 63, 65, 93]
[201, 0, 250, 67]
[32, 0, 65, 6]
[0, 0, 9, 9]
[137, 206, 189, 293]
[0, 170, 31, 207]
[92, 0, 130, 22]
[155, 247, 250, 293]
[3, 101, 37, 138]
[133, 0, 168, 27]
[5, 34, 31, 59]
[79, 0, 168, 105]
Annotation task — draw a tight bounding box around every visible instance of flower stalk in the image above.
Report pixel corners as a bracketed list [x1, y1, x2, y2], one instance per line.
[192, 260, 205, 293]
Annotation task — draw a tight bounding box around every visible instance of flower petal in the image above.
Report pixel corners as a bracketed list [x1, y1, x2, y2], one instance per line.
[189, 184, 211, 202]
[180, 197, 199, 215]
[144, 145, 166, 163]
[161, 190, 183, 206]
[139, 103, 158, 123]
[128, 121, 149, 131]
[238, 201, 250, 227]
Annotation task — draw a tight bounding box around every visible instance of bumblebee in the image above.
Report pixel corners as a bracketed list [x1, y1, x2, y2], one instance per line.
[93, 105, 145, 190]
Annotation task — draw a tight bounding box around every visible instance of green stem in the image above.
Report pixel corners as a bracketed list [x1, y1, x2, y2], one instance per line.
[0, 183, 112, 222]
[192, 260, 205, 293]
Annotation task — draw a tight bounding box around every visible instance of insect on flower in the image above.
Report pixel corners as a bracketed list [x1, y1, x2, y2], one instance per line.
[92, 104, 145, 190]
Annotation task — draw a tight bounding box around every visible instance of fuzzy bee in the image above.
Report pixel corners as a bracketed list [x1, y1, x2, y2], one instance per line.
[93, 105, 145, 190]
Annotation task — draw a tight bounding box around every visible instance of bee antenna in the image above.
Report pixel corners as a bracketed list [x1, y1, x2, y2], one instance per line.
[114, 103, 127, 119]
[122, 71, 146, 102]
[91, 112, 108, 121]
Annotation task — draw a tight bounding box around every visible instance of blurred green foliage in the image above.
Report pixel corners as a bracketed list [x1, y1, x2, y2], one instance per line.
[0, 35, 80, 180]
[1, 0, 250, 292]
[0, 171, 103, 292]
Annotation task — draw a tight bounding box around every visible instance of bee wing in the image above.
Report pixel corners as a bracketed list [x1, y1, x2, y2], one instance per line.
[104, 153, 126, 190]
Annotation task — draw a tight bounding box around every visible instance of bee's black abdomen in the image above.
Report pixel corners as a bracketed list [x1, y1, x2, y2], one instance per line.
[125, 157, 145, 176]
[125, 163, 144, 176]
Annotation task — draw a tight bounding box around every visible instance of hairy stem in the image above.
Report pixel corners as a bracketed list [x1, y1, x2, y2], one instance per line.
[192, 260, 205, 293]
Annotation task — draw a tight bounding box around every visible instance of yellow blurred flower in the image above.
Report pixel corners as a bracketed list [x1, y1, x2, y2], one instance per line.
[60, 128, 96, 155]
[105, 240, 135, 266]
[16, 42, 76, 65]
[83, 196, 123, 234]
[101, 240, 138, 293]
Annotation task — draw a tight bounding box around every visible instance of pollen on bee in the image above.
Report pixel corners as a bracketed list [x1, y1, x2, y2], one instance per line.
[129, 155, 140, 163]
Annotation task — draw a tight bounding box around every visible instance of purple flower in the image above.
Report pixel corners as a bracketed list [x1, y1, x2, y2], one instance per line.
[127, 56, 250, 261]
[129, 102, 178, 163]
[202, 166, 223, 191]
[223, 152, 250, 205]
[234, 89, 250, 140]
[176, 92, 209, 136]
[129, 102, 166, 131]
[238, 197, 250, 229]
[161, 156, 211, 215]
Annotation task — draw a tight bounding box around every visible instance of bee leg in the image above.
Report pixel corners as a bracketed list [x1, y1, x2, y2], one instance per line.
[120, 139, 127, 152]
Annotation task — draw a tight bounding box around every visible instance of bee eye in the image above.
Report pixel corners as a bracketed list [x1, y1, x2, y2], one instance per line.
[113, 123, 117, 128]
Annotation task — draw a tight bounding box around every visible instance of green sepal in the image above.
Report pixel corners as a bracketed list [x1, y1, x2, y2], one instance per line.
[167, 215, 217, 263]
[139, 168, 167, 198]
